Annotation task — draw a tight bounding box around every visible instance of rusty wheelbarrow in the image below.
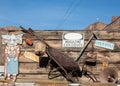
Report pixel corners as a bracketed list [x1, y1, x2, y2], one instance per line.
[20, 26, 98, 83]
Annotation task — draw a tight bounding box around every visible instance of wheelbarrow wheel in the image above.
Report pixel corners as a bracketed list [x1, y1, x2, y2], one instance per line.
[48, 68, 64, 80]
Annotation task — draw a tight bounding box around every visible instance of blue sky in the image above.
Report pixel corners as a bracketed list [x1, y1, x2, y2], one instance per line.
[0, 0, 120, 30]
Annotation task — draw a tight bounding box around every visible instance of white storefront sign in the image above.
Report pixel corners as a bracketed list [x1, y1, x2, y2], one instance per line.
[62, 32, 84, 47]
[95, 40, 114, 50]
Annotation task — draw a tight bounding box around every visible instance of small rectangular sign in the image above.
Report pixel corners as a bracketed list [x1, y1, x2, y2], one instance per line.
[62, 32, 84, 47]
[95, 40, 114, 50]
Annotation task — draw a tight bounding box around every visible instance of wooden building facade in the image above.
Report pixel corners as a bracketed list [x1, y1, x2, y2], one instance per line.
[0, 28, 119, 86]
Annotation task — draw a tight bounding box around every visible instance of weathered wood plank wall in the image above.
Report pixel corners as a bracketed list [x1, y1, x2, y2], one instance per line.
[0, 30, 120, 82]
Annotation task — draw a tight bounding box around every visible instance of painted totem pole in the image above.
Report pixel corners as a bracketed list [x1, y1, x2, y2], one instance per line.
[2, 34, 23, 81]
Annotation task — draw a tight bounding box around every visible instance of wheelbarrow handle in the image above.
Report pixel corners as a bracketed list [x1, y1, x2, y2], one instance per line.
[75, 33, 97, 62]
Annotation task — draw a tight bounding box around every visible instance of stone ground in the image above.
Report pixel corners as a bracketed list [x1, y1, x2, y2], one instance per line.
[0, 82, 117, 86]
[0, 81, 117, 86]
[0, 78, 117, 86]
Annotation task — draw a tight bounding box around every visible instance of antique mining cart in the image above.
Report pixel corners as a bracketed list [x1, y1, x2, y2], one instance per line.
[21, 27, 98, 83]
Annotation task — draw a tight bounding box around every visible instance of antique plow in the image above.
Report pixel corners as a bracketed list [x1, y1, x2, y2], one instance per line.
[20, 26, 98, 83]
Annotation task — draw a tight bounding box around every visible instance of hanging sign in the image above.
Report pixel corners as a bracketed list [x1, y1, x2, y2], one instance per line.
[62, 32, 84, 47]
[95, 40, 114, 50]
